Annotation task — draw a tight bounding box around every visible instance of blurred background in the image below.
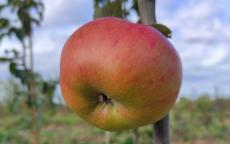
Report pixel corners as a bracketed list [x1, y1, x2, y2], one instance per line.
[0, 0, 229, 144]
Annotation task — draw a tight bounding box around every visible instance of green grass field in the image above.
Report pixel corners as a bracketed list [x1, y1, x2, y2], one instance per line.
[0, 96, 230, 144]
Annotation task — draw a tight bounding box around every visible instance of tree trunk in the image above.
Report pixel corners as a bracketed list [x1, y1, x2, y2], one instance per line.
[105, 131, 110, 144]
[133, 128, 140, 144]
[152, 115, 170, 144]
[28, 33, 39, 144]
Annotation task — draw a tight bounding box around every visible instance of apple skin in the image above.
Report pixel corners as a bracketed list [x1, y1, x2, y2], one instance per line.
[60, 17, 182, 131]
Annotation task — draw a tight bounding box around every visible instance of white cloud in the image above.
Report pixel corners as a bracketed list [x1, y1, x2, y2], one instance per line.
[221, 25, 230, 40]
[42, 0, 93, 28]
[180, 1, 213, 20]
[33, 25, 81, 78]
[201, 48, 227, 67]
[156, 0, 230, 96]
[30, 0, 93, 78]
[33, 25, 78, 54]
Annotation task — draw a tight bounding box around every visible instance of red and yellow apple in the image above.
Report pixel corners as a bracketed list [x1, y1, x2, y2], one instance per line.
[60, 17, 182, 131]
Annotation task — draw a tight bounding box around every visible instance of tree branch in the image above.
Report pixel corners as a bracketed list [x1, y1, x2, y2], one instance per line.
[153, 114, 170, 144]
[137, 0, 156, 24]
[137, 0, 170, 144]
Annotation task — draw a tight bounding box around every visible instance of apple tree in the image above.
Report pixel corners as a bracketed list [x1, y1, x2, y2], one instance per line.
[0, 0, 52, 144]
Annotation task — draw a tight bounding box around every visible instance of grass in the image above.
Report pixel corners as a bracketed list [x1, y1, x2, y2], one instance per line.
[0, 96, 230, 144]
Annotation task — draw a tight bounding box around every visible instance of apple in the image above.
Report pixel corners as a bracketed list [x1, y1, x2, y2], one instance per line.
[60, 17, 182, 131]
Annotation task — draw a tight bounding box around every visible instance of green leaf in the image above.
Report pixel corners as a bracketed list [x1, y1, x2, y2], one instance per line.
[9, 62, 27, 83]
[8, 27, 25, 41]
[15, 70, 28, 84]
[122, 137, 133, 144]
[9, 62, 17, 74]
[0, 4, 6, 12]
[12, 49, 19, 57]
[0, 57, 10, 62]
[94, 0, 124, 19]
[7, 0, 14, 5]
[30, 1, 44, 21]
[0, 18, 9, 29]
[131, 0, 139, 16]
[17, 8, 32, 35]
[31, 17, 40, 26]
[151, 23, 172, 38]
[30, 1, 44, 11]
[94, 0, 100, 6]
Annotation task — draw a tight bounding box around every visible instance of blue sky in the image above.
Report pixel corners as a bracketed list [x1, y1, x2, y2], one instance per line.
[0, 0, 230, 98]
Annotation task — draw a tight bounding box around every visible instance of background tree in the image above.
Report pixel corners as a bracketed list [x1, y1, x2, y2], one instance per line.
[0, 0, 44, 144]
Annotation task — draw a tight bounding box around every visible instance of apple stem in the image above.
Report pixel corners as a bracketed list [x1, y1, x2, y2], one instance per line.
[138, 0, 170, 144]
